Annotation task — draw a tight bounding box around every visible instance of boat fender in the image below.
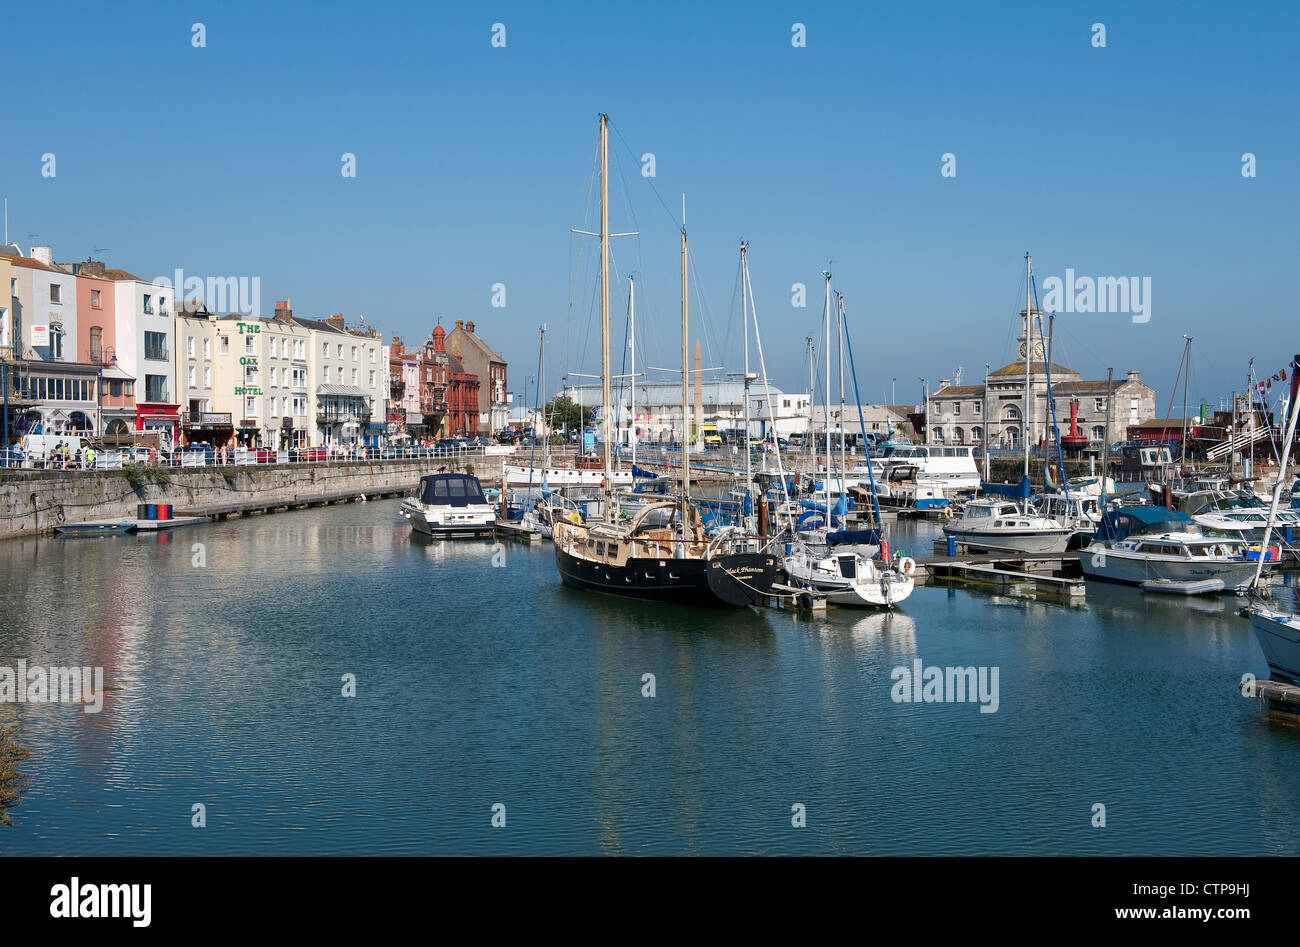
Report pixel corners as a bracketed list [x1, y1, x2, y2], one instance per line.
[898, 556, 916, 577]
[567, 511, 582, 525]
[797, 592, 814, 610]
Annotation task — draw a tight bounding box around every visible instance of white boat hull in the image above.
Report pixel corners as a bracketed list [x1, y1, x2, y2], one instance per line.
[1080, 545, 1261, 589]
[941, 526, 1072, 554]
[784, 554, 914, 608]
[401, 498, 496, 538]
[503, 463, 634, 488]
[1249, 609, 1300, 683]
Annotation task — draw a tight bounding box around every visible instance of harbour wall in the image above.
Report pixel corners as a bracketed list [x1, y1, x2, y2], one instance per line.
[0, 456, 507, 540]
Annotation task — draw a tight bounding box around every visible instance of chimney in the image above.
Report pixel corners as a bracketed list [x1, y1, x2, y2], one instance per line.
[455, 319, 464, 331]
[31, 245, 53, 265]
[80, 260, 106, 278]
[326, 313, 345, 329]
[939, 378, 951, 389]
[466, 321, 475, 334]
[1126, 370, 1140, 383]
[274, 299, 293, 321]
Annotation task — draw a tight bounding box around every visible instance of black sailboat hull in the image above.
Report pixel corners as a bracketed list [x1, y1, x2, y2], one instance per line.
[554, 546, 779, 607]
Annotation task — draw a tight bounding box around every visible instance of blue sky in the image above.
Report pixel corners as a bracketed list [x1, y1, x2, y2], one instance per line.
[3, 0, 1297, 411]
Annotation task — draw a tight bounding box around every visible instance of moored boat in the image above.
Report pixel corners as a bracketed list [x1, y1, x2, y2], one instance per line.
[401, 472, 496, 538]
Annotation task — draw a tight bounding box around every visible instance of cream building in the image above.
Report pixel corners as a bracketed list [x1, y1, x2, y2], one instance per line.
[926, 307, 1156, 450]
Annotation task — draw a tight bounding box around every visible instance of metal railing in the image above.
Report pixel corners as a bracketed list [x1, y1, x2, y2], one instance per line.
[2, 443, 514, 471]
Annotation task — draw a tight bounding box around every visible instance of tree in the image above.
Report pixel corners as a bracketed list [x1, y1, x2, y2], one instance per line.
[544, 395, 586, 433]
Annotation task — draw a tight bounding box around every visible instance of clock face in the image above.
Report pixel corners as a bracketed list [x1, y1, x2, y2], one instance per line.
[1018, 341, 1045, 359]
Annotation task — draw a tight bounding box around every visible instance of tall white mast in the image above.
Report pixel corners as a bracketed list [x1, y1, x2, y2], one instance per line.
[628, 276, 636, 468]
[1251, 355, 1300, 590]
[680, 224, 691, 541]
[1024, 252, 1032, 485]
[599, 114, 612, 522]
[741, 242, 752, 508]
[823, 270, 832, 509]
[1181, 334, 1193, 472]
[836, 291, 847, 488]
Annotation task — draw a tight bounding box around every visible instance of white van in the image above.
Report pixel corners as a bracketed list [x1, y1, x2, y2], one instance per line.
[21, 434, 92, 464]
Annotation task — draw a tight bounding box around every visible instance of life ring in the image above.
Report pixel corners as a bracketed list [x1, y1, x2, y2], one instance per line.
[898, 556, 916, 577]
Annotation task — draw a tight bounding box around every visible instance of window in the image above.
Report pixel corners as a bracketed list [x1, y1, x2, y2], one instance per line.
[144, 331, 168, 361]
[1095, 398, 1105, 412]
[933, 427, 944, 441]
[145, 375, 167, 403]
[245, 335, 255, 354]
[50, 283, 61, 303]
[188, 336, 195, 358]
[220, 336, 230, 355]
[351, 368, 358, 386]
[351, 346, 358, 361]
[51, 331, 64, 360]
[973, 402, 981, 416]
[972, 426, 983, 441]
[954, 427, 965, 443]
[245, 396, 257, 415]
[125, 381, 133, 397]
[1092, 426, 1105, 440]
[158, 296, 168, 314]
[322, 342, 329, 358]
[90, 289, 101, 308]
[108, 380, 123, 397]
[90, 326, 103, 362]
[204, 367, 211, 388]
[337, 367, 343, 384]
[368, 370, 375, 387]
[143, 294, 153, 314]
[953, 402, 961, 415]
[203, 338, 211, 359]
[188, 365, 196, 387]
[337, 344, 343, 358]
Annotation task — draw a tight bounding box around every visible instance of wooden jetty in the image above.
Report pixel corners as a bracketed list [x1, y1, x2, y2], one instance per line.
[918, 549, 1086, 599]
[175, 485, 410, 521]
[1242, 677, 1300, 727]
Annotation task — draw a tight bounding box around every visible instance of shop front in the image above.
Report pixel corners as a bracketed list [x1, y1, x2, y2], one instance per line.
[183, 411, 235, 448]
[136, 403, 181, 450]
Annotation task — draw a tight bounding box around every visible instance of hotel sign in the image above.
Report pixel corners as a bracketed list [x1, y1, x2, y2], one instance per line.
[236, 322, 261, 334]
[234, 386, 263, 395]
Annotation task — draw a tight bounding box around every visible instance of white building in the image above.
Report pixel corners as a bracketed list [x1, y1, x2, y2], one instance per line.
[108, 267, 178, 436]
[296, 312, 385, 447]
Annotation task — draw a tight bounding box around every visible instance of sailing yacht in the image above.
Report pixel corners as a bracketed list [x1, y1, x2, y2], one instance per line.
[551, 114, 778, 607]
[781, 274, 914, 607]
[1242, 354, 1300, 681]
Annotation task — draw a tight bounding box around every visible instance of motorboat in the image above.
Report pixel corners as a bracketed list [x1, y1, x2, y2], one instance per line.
[1080, 506, 1266, 590]
[401, 472, 496, 537]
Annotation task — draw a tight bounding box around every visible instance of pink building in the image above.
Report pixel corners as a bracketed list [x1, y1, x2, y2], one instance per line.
[71, 261, 136, 436]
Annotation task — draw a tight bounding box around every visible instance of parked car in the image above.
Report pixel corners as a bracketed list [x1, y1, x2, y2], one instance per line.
[290, 447, 328, 462]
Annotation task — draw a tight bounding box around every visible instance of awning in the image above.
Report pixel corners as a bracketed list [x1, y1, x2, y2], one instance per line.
[316, 384, 368, 398]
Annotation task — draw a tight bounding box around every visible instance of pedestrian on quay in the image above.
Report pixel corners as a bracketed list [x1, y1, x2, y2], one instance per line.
[85, 445, 96, 469]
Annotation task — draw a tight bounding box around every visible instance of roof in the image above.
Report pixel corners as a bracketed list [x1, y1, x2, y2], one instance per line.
[931, 385, 984, 398]
[7, 255, 62, 273]
[1130, 418, 1198, 429]
[102, 268, 145, 281]
[448, 326, 505, 363]
[293, 317, 350, 335]
[988, 360, 1077, 378]
[1055, 380, 1118, 394]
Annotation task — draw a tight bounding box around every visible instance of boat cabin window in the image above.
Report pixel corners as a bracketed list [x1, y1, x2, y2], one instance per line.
[607, 543, 618, 558]
[596, 541, 606, 556]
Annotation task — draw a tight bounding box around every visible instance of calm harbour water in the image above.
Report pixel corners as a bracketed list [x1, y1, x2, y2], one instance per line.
[1, 499, 1298, 856]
